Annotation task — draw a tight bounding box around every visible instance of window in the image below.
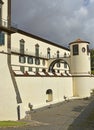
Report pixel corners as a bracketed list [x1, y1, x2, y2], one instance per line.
[35, 58, 40, 65]
[57, 62, 60, 68]
[20, 39, 25, 54]
[0, 32, 5, 45]
[28, 56, 33, 64]
[42, 59, 45, 66]
[35, 44, 39, 57]
[57, 51, 59, 58]
[42, 68, 46, 73]
[36, 68, 39, 73]
[19, 56, 26, 63]
[87, 45, 89, 55]
[73, 44, 79, 55]
[46, 89, 53, 102]
[28, 67, 32, 71]
[0, 1, 3, 24]
[64, 62, 67, 68]
[0, 4, 2, 23]
[20, 66, 24, 73]
[47, 48, 51, 59]
[64, 52, 67, 57]
[57, 70, 60, 73]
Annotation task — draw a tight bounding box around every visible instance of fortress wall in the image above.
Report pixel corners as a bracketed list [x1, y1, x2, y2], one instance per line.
[0, 54, 17, 120]
[73, 77, 94, 97]
[16, 77, 73, 119]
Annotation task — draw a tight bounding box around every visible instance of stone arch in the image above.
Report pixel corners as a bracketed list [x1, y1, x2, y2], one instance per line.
[48, 59, 70, 72]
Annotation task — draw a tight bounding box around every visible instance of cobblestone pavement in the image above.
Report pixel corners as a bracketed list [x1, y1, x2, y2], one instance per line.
[0, 98, 94, 130]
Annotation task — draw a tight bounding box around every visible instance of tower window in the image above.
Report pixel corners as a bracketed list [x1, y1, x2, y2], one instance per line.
[87, 45, 89, 55]
[73, 44, 79, 55]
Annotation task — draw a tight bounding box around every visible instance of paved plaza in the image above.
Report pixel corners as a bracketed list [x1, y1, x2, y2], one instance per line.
[0, 98, 94, 130]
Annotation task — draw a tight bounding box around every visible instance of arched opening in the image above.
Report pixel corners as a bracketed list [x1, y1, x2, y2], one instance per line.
[48, 59, 70, 74]
[46, 89, 53, 102]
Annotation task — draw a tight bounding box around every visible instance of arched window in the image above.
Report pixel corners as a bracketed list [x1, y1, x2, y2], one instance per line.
[46, 89, 53, 102]
[87, 45, 89, 55]
[57, 51, 59, 58]
[35, 44, 39, 57]
[73, 44, 79, 55]
[20, 39, 25, 54]
[0, 0, 4, 22]
[64, 52, 67, 57]
[47, 48, 51, 59]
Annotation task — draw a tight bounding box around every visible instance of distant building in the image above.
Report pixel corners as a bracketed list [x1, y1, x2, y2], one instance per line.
[0, 0, 94, 120]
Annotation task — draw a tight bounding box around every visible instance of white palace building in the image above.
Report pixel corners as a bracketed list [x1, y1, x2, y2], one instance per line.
[0, 0, 94, 120]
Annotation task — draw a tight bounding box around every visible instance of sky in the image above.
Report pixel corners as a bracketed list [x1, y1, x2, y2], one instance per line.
[11, 0, 94, 48]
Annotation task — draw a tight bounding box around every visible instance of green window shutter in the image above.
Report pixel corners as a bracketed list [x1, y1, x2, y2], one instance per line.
[0, 32, 5, 45]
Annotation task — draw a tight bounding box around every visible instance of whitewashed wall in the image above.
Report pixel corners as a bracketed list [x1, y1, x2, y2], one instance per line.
[0, 54, 17, 120]
[2, 0, 7, 20]
[11, 33, 69, 58]
[73, 77, 94, 97]
[16, 77, 73, 119]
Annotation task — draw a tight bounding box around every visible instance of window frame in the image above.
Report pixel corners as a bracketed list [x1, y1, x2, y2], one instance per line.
[87, 45, 89, 55]
[42, 59, 45, 66]
[35, 58, 40, 65]
[57, 51, 59, 58]
[0, 1, 3, 23]
[20, 39, 25, 54]
[19, 55, 26, 63]
[47, 47, 51, 59]
[64, 62, 67, 68]
[27, 56, 33, 64]
[73, 44, 79, 55]
[35, 44, 39, 57]
[20, 66, 24, 73]
[0, 31, 5, 45]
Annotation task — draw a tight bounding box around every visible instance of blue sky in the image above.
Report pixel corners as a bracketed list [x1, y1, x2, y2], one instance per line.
[11, 0, 94, 48]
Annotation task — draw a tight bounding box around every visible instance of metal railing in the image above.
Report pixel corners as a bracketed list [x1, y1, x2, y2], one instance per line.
[11, 48, 48, 59]
[11, 48, 70, 59]
[0, 18, 8, 27]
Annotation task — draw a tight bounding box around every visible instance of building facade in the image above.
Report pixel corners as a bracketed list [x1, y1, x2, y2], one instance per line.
[0, 0, 94, 120]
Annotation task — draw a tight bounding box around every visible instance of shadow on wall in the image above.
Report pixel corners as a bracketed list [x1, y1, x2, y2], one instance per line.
[68, 98, 94, 130]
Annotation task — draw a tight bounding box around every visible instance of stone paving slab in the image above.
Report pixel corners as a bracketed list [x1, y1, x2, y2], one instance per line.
[0, 98, 93, 130]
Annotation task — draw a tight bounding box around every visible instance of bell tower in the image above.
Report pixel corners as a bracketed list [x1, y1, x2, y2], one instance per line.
[69, 39, 91, 98]
[69, 39, 91, 76]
